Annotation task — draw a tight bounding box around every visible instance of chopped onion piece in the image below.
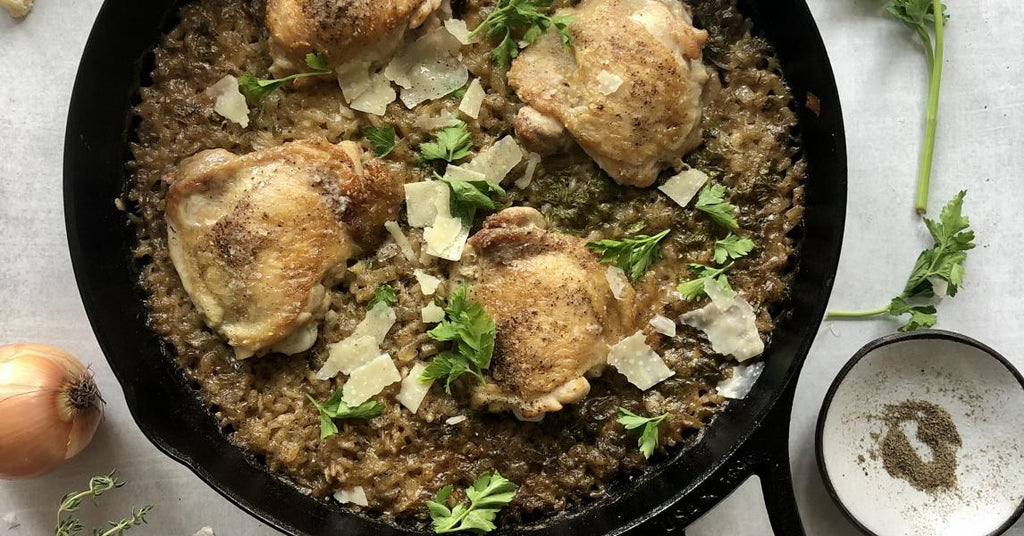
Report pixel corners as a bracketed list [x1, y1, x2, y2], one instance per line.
[445, 415, 468, 425]
[333, 486, 369, 507]
[208, 75, 250, 128]
[414, 269, 442, 295]
[659, 169, 708, 208]
[405, 181, 451, 228]
[385, 221, 416, 261]
[595, 70, 624, 95]
[716, 361, 765, 399]
[462, 136, 523, 184]
[679, 279, 764, 361]
[605, 266, 629, 300]
[607, 332, 675, 390]
[421, 303, 445, 323]
[458, 79, 486, 119]
[649, 315, 677, 337]
[444, 19, 480, 45]
[385, 27, 468, 109]
[396, 362, 432, 413]
[515, 152, 541, 189]
[343, 354, 401, 406]
[424, 215, 469, 261]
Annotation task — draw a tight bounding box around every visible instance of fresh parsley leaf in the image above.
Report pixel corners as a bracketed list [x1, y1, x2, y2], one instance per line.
[468, 0, 574, 69]
[238, 52, 333, 104]
[367, 284, 398, 309]
[676, 263, 734, 301]
[447, 85, 469, 99]
[420, 122, 474, 163]
[437, 172, 507, 226]
[426, 471, 517, 534]
[828, 191, 974, 331]
[714, 233, 755, 264]
[586, 230, 670, 282]
[617, 408, 668, 459]
[363, 126, 397, 158]
[420, 286, 497, 393]
[306, 390, 384, 440]
[695, 184, 740, 230]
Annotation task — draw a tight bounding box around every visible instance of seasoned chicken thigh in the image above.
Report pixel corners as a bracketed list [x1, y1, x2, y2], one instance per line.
[508, 0, 711, 187]
[462, 208, 637, 417]
[266, 0, 441, 71]
[165, 139, 402, 359]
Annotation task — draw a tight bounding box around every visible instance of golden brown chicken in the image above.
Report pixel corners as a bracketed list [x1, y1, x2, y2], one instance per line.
[508, 0, 712, 187]
[164, 139, 402, 359]
[462, 207, 637, 417]
[266, 0, 441, 72]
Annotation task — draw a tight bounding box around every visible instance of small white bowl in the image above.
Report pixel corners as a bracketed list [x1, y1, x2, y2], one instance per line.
[816, 330, 1024, 536]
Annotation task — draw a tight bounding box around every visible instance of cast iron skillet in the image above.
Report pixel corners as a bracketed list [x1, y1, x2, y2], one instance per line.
[64, 1, 846, 534]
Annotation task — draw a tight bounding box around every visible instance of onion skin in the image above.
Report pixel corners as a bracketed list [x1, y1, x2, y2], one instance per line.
[0, 344, 103, 479]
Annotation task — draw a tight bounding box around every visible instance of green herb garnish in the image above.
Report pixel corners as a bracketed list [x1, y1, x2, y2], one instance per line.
[828, 191, 974, 331]
[616, 408, 668, 459]
[695, 184, 739, 230]
[426, 471, 517, 534]
[56, 471, 153, 536]
[420, 122, 473, 163]
[713, 233, 755, 264]
[468, 0, 573, 69]
[238, 52, 333, 104]
[887, 0, 948, 213]
[367, 284, 398, 310]
[307, 389, 385, 440]
[437, 172, 507, 226]
[676, 263, 734, 301]
[586, 230, 670, 282]
[363, 126, 397, 158]
[420, 286, 496, 393]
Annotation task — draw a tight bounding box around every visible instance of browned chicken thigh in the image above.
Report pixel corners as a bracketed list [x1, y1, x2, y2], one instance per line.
[508, 0, 712, 187]
[462, 208, 637, 417]
[165, 139, 402, 359]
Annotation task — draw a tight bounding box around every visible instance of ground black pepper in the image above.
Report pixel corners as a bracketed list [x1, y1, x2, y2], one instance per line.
[876, 399, 962, 494]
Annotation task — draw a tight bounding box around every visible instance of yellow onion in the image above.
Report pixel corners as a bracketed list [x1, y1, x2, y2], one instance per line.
[0, 343, 103, 479]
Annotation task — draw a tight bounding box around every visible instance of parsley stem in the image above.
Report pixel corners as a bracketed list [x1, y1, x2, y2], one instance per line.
[914, 0, 944, 215]
[826, 306, 889, 319]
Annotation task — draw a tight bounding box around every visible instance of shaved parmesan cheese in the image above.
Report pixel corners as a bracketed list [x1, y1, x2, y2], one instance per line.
[443, 164, 487, 183]
[458, 79, 486, 119]
[343, 353, 401, 406]
[357, 302, 398, 344]
[605, 266, 629, 300]
[385, 27, 469, 109]
[649, 315, 677, 337]
[414, 110, 462, 130]
[421, 302, 445, 323]
[385, 221, 416, 261]
[209, 75, 250, 128]
[462, 136, 523, 184]
[596, 70, 624, 95]
[336, 61, 396, 116]
[333, 486, 369, 507]
[659, 169, 708, 208]
[405, 181, 451, 228]
[424, 215, 469, 261]
[445, 415, 468, 425]
[414, 269, 442, 295]
[316, 303, 397, 379]
[444, 18, 480, 45]
[679, 279, 764, 361]
[717, 361, 765, 399]
[607, 332, 675, 390]
[515, 152, 541, 189]
[396, 362, 432, 413]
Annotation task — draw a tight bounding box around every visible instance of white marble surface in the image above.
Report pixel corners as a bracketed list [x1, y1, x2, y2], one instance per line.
[1, 0, 1022, 534]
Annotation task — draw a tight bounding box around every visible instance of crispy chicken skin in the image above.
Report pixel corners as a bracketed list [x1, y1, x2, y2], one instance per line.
[165, 139, 402, 359]
[463, 208, 637, 417]
[266, 0, 441, 71]
[508, 0, 711, 187]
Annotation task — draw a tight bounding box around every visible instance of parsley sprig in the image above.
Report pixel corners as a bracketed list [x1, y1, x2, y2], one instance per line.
[307, 389, 385, 440]
[420, 122, 474, 163]
[367, 284, 398, 310]
[695, 184, 740, 230]
[887, 0, 949, 213]
[238, 52, 333, 104]
[714, 233, 755, 264]
[828, 191, 974, 331]
[363, 126, 397, 158]
[468, 0, 573, 69]
[56, 471, 153, 536]
[426, 471, 517, 534]
[437, 172, 507, 226]
[420, 286, 497, 393]
[617, 408, 668, 459]
[677, 263, 735, 301]
[587, 230, 670, 282]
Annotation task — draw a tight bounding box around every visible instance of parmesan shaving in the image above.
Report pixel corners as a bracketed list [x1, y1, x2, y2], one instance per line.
[208, 75, 250, 128]
[421, 302, 445, 323]
[336, 61, 396, 116]
[385, 221, 416, 261]
[659, 169, 708, 208]
[458, 79, 486, 119]
[414, 110, 462, 130]
[595, 70, 624, 95]
[607, 332, 675, 390]
[649, 314, 677, 337]
[716, 361, 765, 399]
[343, 353, 401, 406]
[396, 362, 432, 413]
[414, 269, 442, 295]
[385, 27, 469, 109]
[444, 18, 480, 45]
[462, 136, 523, 184]
[515, 152, 541, 189]
[405, 181, 451, 228]
[445, 415, 468, 425]
[679, 279, 764, 361]
[333, 486, 369, 507]
[605, 266, 629, 300]
[424, 215, 469, 261]
[443, 164, 487, 183]
[316, 303, 396, 379]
